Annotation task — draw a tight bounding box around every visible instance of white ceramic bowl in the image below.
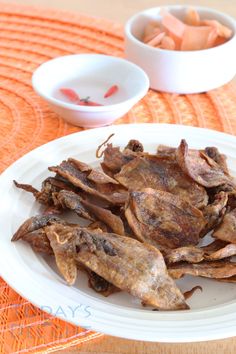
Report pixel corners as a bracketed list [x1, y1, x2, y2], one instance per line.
[125, 5, 236, 94]
[32, 54, 149, 128]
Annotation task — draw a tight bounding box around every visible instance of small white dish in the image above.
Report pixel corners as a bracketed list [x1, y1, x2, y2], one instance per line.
[125, 5, 236, 94]
[32, 54, 149, 128]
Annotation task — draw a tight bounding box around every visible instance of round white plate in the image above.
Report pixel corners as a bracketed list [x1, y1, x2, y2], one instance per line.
[1, 123, 236, 343]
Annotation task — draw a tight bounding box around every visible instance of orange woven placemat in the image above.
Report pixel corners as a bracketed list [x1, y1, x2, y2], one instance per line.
[1, 2, 236, 353]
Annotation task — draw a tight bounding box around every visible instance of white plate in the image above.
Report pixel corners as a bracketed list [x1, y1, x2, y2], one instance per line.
[1, 123, 236, 343]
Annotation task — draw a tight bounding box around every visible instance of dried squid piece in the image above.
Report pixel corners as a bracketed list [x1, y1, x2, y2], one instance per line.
[201, 239, 227, 253]
[205, 243, 236, 261]
[87, 221, 109, 233]
[183, 286, 202, 300]
[11, 214, 72, 256]
[204, 147, 229, 175]
[165, 246, 204, 264]
[215, 276, 236, 283]
[49, 158, 127, 205]
[86, 269, 119, 297]
[176, 139, 233, 187]
[125, 188, 205, 249]
[116, 156, 208, 209]
[13, 180, 39, 198]
[125, 139, 144, 152]
[201, 191, 228, 236]
[11, 214, 65, 241]
[45, 224, 77, 285]
[14, 177, 79, 206]
[226, 190, 236, 210]
[46, 224, 188, 310]
[156, 145, 176, 159]
[169, 261, 236, 280]
[213, 208, 236, 243]
[81, 199, 125, 235]
[100, 137, 145, 176]
[156, 145, 229, 174]
[15, 228, 53, 255]
[53, 190, 94, 221]
[54, 190, 125, 235]
[101, 143, 138, 175]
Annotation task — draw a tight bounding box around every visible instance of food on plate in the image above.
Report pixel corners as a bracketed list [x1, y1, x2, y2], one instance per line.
[165, 246, 204, 264]
[46, 223, 188, 310]
[169, 261, 236, 279]
[84, 268, 119, 296]
[125, 188, 205, 248]
[213, 208, 236, 243]
[204, 243, 236, 261]
[53, 190, 95, 221]
[11, 215, 67, 254]
[48, 158, 127, 205]
[100, 142, 141, 175]
[166, 240, 236, 264]
[200, 191, 228, 236]
[200, 239, 227, 253]
[125, 139, 144, 153]
[142, 8, 232, 50]
[14, 176, 79, 206]
[176, 139, 233, 188]
[12, 137, 236, 310]
[204, 147, 229, 175]
[12, 214, 65, 242]
[183, 285, 202, 300]
[53, 190, 125, 235]
[115, 154, 208, 208]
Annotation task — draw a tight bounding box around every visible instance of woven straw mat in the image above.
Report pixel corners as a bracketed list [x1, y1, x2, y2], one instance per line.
[1, 2, 236, 353]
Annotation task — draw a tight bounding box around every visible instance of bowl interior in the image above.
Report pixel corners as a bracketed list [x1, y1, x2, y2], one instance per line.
[129, 6, 236, 45]
[33, 54, 149, 106]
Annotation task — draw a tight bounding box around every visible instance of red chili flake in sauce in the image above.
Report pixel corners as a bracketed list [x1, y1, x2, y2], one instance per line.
[104, 85, 119, 98]
[60, 88, 80, 103]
